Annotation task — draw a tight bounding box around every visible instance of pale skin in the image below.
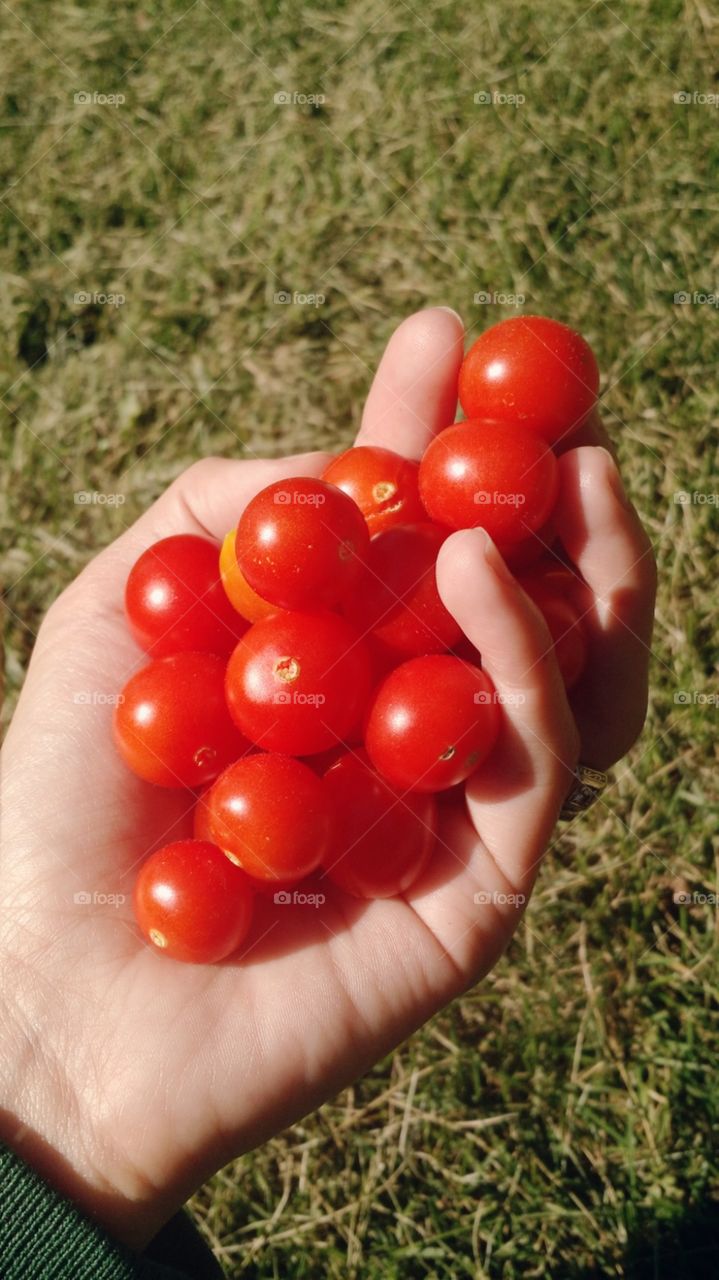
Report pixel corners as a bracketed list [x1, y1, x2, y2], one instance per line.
[0, 308, 656, 1252]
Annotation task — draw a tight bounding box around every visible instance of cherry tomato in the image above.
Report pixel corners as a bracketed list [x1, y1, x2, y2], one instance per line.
[344, 523, 461, 659]
[219, 529, 280, 623]
[365, 655, 501, 792]
[193, 791, 301, 896]
[322, 446, 425, 535]
[458, 315, 599, 446]
[125, 534, 245, 658]
[114, 652, 251, 788]
[225, 611, 372, 755]
[235, 477, 369, 611]
[364, 633, 407, 686]
[322, 750, 437, 898]
[133, 839, 255, 964]
[206, 754, 332, 882]
[518, 567, 588, 689]
[418, 419, 558, 550]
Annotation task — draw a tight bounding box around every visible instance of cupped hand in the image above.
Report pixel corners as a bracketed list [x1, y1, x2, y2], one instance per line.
[0, 308, 656, 1250]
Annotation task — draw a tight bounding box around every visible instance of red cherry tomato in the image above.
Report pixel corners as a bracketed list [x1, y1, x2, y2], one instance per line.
[322, 750, 437, 898]
[133, 839, 255, 963]
[191, 773, 303, 896]
[418, 419, 558, 550]
[458, 315, 599, 446]
[206, 754, 332, 882]
[219, 529, 281, 622]
[364, 633, 407, 687]
[235, 477, 369, 611]
[114, 652, 251, 788]
[125, 534, 245, 658]
[322, 446, 425, 536]
[365, 655, 501, 792]
[345, 523, 461, 659]
[225, 611, 372, 755]
[518, 568, 588, 690]
[541, 599, 587, 690]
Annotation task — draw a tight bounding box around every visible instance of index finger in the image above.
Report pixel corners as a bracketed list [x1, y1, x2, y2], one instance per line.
[356, 307, 464, 460]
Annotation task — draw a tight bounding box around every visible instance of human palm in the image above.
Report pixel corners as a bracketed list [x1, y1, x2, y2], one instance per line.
[0, 308, 656, 1250]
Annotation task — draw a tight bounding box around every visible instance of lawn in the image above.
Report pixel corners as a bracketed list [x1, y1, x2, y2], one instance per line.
[1, 0, 718, 1276]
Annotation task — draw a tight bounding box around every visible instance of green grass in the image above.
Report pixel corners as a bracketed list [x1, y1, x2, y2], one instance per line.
[2, 1, 718, 1275]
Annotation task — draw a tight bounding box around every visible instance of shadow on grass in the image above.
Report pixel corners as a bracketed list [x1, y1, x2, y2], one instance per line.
[623, 1201, 719, 1280]
[568, 1200, 719, 1280]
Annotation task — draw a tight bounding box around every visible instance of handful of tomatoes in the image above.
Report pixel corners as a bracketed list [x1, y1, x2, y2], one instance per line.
[113, 315, 598, 963]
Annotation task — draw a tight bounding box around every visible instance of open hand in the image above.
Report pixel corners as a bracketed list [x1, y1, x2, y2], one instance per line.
[0, 307, 656, 1250]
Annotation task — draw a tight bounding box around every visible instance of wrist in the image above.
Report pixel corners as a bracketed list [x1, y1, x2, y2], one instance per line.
[0, 949, 163, 1252]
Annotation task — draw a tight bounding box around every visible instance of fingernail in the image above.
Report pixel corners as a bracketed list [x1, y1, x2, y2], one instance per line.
[596, 446, 632, 509]
[436, 305, 463, 325]
[479, 528, 516, 585]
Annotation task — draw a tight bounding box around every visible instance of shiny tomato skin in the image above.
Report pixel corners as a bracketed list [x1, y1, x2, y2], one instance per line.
[418, 419, 558, 550]
[133, 840, 255, 963]
[114, 652, 251, 788]
[365, 655, 501, 792]
[458, 315, 599, 446]
[225, 611, 372, 755]
[345, 523, 461, 659]
[219, 529, 280, 622]
[125, 534, 245, 658]
[206, 754, 332, 881]
[322, 750, 437, 898]
[322, 446, 425, 536]
[190, 778, 301, 890]
[235, 477, 370, 611]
